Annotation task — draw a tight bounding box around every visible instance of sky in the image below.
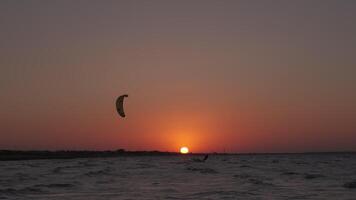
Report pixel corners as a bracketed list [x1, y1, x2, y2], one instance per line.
[1, 0, 356, 153]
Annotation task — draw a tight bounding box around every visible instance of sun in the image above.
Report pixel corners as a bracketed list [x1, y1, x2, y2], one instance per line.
[180, 146, 189, 154]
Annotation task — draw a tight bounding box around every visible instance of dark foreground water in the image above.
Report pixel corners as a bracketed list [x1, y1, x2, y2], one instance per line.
[1, 154, 356, 200]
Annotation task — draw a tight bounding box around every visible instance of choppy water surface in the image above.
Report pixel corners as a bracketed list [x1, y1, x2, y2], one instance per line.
[1, 154, 356, 199]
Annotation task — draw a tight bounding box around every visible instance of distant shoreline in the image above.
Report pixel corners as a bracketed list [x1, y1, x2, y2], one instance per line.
[0, 150, 355, 161]
[0, 150, 180, 161]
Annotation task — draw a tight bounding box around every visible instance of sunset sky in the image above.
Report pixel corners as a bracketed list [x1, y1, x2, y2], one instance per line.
[1, 1, 356, 153]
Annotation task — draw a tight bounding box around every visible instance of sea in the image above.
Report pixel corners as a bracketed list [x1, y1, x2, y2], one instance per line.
[1, 154, 356, 199]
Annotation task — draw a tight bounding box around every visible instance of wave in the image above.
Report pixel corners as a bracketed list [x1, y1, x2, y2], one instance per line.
[281, 171, 300, 175]
[188, 190, 255, 198]
[34, 183, 75, 188]
[233, 173, 251, 179]
[186, 167, 218, 174]
[343, 181, 356, 189]
[84, 167, 113, 177]
[0, 187, 44, 195]
[239, 164, 252, 168]
[247, 178, 273, 186]
[304, 173, 325, 179]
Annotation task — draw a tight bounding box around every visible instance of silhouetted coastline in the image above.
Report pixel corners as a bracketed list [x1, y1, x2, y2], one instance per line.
[0, 150, 354, 161]
[0, 149, 181, 161]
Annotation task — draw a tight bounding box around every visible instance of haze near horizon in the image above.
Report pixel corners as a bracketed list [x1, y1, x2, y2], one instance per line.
[1, 1, 356, 153]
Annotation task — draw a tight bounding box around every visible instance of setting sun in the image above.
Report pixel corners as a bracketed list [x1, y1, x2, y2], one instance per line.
[180, 147, 189, 154]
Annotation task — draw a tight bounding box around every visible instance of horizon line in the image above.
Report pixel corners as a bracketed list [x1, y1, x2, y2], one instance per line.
[1, 149, 355, 155]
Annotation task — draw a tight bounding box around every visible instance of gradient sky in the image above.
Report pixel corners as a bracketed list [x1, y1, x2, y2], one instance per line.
[1, 0, 356, 153]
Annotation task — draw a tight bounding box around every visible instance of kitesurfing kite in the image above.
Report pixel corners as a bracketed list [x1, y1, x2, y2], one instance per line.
[116, 94, 128, 117]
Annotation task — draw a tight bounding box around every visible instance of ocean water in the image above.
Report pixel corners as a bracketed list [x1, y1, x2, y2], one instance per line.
[1, 154, 356, 200]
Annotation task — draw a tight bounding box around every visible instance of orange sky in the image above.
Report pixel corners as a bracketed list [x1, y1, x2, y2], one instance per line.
[1, 1, 356, 153]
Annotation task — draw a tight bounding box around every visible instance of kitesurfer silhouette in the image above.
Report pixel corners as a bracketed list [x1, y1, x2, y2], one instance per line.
[116, 94, 128, 118]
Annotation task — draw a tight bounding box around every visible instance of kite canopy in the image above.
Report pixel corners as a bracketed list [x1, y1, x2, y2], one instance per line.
[116, 94, 128, 118]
